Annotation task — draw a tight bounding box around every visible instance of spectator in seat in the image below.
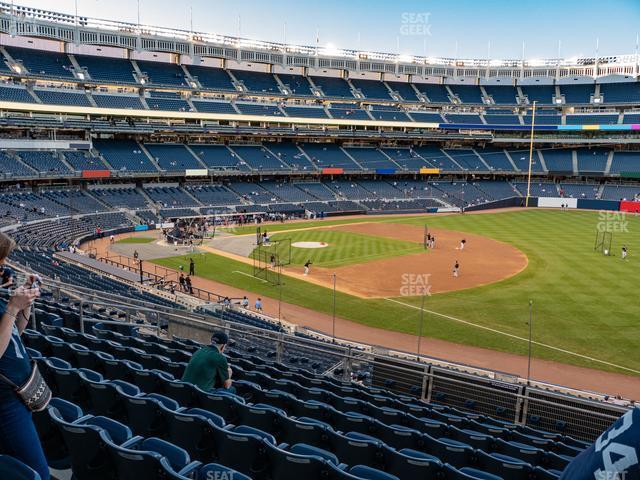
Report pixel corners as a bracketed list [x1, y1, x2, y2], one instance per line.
[182, 331, 234, 394]
[0, 232, 49, 480]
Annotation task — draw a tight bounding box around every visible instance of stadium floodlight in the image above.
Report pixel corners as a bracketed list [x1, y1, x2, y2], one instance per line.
[320, 43, 340, 57]
[527, 58, 545, 67]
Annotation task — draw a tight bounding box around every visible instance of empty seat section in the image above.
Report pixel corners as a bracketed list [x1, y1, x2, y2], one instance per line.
[6, 46, 74, 78]
[144, 144, 203, 171]
[350, 78, 393, 100]
[386, 81, 421, 101]
[189, 145, 247, 171]
[300, 143, 362, 170]
[75, 54, 137, 84]
[520, 85, 555, 104]
[230, 69, 280, 94]
[449, 84, 484, 104]
[276, 73, 314, 95]
[415, 83, 451, 103]
[136, 60, 188, 87]
[310, 76, 354, 98]
[94, 140, 158, 172]
[186, 64, 236, 90]
[263, 143, 317, 171]
[230, 145, 290, 170]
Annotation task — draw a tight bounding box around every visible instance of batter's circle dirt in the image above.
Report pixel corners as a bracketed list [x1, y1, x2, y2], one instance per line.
[283, 222, 528, 298]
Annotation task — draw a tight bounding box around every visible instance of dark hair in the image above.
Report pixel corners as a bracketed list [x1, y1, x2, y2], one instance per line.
[210, 331, 229, 346]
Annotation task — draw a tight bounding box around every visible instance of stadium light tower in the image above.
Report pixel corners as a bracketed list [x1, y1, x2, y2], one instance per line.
[525, 101, 537, 207]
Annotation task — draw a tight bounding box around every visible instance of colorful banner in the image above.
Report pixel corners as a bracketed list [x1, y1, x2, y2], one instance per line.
[419, 168, 441, 174]
[321, 168, 344, 174]
[82, 170, 110, 178]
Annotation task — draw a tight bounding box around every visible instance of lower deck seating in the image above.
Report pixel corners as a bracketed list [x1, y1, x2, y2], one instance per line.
[21, 315, 591, 480]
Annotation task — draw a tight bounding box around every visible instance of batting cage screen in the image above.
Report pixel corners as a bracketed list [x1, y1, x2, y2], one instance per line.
[252, 237, 292, 285]
[594, 230, 613, 255]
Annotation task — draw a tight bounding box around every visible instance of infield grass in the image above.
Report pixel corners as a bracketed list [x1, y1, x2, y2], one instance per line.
[251, 229, 425, 268]
[116, 237, 155, 244]
[153, 209, 640, 375]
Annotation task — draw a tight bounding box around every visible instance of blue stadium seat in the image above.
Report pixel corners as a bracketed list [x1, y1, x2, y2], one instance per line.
[106, 436, 201, 479]
[33, 398, 86, 469]
[0, 455, 41, 480]
[54, 413, 134, 480]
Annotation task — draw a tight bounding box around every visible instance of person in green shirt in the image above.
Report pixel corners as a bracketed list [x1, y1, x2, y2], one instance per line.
[182, 331, 235, 393]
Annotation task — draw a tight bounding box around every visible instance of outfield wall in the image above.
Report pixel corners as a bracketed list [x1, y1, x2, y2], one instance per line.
[620, 201, 640, 213]
[577, 199, 620, 211]
[538, 197, 578, 208]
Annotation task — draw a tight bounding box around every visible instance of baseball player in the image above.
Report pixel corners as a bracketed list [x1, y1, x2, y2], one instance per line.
[622, 246, 628, 260]
[304, 260, 313, 276]
[460, 239, 466, 251]
[453, 260, 460, 277]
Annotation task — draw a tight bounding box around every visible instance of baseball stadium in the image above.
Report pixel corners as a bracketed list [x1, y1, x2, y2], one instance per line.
[0, 1, 638, 479]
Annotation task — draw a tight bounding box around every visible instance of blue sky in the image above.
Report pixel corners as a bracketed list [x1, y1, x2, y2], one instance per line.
[14, 0, 640, 59]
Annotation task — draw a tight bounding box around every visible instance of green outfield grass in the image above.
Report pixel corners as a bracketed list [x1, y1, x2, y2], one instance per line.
[116, 237, 155, 244]
[252, 229, 425, 268]
[153, 209, 640, 375]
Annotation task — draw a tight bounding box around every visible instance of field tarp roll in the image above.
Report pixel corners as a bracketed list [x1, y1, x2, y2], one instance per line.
[538, 197, 578, 208]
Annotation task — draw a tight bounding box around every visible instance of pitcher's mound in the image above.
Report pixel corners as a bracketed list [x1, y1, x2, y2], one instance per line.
[292, 241, 329, 249]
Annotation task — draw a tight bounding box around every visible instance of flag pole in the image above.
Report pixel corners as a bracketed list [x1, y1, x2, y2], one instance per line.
[525, 100, 537, 207]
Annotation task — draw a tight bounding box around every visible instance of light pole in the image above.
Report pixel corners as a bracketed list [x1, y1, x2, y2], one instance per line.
[416, 292, 426, 359]
[332, 273, 337, 342]
[527, 300, 533, 384]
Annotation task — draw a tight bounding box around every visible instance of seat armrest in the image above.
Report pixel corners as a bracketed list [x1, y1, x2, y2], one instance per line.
[178, 460, 202, 476]
[121, 435, 144, 449]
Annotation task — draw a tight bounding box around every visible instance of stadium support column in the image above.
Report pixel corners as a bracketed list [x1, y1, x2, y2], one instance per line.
[525, 101, 537, 207]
